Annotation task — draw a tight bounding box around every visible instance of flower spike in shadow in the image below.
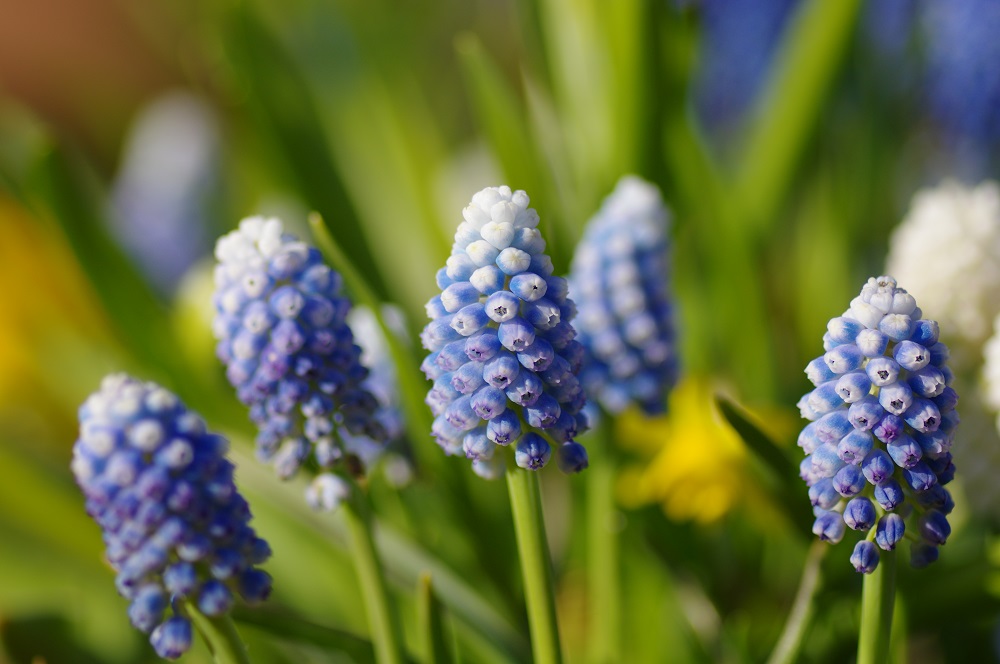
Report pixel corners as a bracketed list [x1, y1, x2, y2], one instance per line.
[72, 375, 271, 659]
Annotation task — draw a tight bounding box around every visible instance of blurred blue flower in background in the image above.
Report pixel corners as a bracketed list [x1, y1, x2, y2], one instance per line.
[693, 0, 799, 133]
[923, 0, 1000, 177]
[72, 375, 272, 659]
[213, 217, 387, 505]
[111, 92, 220, 295]
[421, 186, 589, 477]
[568, 175, 678, 415]
[798, 276, 957, 572]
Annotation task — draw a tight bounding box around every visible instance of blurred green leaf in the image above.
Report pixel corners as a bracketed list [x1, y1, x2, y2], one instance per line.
[417, 574, 454, 664]
[222, 1, 387, 299]
[733, 0, 864, 235]
[715, 396, 812, 533]
[234, 607, 377, 664]
[25, 144, 175, 378]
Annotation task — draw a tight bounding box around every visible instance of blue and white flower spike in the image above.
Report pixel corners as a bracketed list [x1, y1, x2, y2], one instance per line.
[568, 175, 678, 415]
[72, 375, 271, 659]
[798, 276, 958, 573]
[421, 186, 589, 474]
[213, 217, 387, 498]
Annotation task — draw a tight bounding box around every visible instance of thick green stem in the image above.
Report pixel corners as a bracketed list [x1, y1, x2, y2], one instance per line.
[185, 602, 251, 664]
[344, 488, 406, 664]
[586, 420, 618, 664]
[767, 540, 827, 664]
[506, 465, 563, 664]
[857, 548, 896, 664]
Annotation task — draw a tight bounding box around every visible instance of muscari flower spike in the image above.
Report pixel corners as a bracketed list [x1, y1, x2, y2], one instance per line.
[71, 375, 272, 659]
[568, 175, 678, 415]
[213, 217, 387, 509]
[798, 276, 958, 573]
[421, 186, 589, 478]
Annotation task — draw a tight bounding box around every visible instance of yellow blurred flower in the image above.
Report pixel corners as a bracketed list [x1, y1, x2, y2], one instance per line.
[0, 195, 116, 439]
[616, 376, 793, 525]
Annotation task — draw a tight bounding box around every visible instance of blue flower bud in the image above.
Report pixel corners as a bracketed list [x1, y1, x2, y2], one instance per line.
[809, 478, 841, 509]
[843, 497, 877, 531]
[873, 413, 904, 444]
[515, 433, 552, 470]
[903, 399, 941, 433]
[918, 510, 951, 545]
[825, 345, 864, 374]
[833, 464, 866, 497]
[893, 340, 930, 371]
[810, 443, 846, 478]
[838, 374, 872, 407]
[73, 376, 271, 658]
[850, 540, 880, 574]
[879, 382, 914, 416]
[806, 357, 837, 386]
[828, 317, 864, 344]
[866, 357, 901, 387]
[908, 366, 946, 398]
[557, 442, 589, 474]
[151, 616, 193, 659]
[813, 510, 846, 543]
[848, 398, 884, 431]
[875, 513, 905, 550]
[861, 449, 895, 485]
[909, 319, 939, 346]
[886, 434, 922, 469]
[873, 479, 904, 511]
[838, 430, 874, 464]
[910, 543, 939, 568]
[198, 580, 235, 617]
[903, 462, 938, 492]
[422, 187, 589, 474]
[814, 411, 853, 443]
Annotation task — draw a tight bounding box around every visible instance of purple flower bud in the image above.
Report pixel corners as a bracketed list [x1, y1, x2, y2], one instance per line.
[557, 442, 589, 473]
[850, 540, 880, 574]
[848, 398, 884, 431]
[861, 449, 895, 485]
[873, 479, 904, 511]
[875, 513, 905, 551]
[515, 433, 552, 470]
[902, 461, 938, 492]
[886, 434, 923, 469]
[813, 510, 846, 543]
[919, 510, 951, 545]
[809, 478, 841, 509]
[843, 497, 877, 531]
[910, 543, 939, 568]
[838, 430, 874, 464]
[833, 464, 866, 497]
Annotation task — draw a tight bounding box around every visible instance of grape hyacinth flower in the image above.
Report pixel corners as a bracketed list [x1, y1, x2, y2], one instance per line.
[798, 276, 958, 573]
[72, 375, 271, 659]
[568, 175, 678, 415]
[213, 217, 387, 508]
[421, 186, 589, 477]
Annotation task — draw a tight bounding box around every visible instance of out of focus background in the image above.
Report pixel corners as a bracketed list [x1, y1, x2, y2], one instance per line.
[2, 0, 1000, 662]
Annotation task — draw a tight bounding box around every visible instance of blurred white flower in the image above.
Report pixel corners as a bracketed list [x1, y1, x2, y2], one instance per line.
[886, 180, 1000, 357]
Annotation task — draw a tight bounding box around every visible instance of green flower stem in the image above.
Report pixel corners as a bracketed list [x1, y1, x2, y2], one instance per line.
[586, 418, 618, 664]
[767, 540, 827, 664]
[184, 601, 251, 664]
[506, 464, 563, 664]
[344, 485, 406, 664]
[858, 548, 896, 664]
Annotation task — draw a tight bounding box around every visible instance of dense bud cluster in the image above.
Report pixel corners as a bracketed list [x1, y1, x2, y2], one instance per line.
[72, 375, 271, 659]
[568, 176, 678, 414]
[421, 186, 589, 477]
[213, 217, 387, 505]
[798, 277, 958, 573]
